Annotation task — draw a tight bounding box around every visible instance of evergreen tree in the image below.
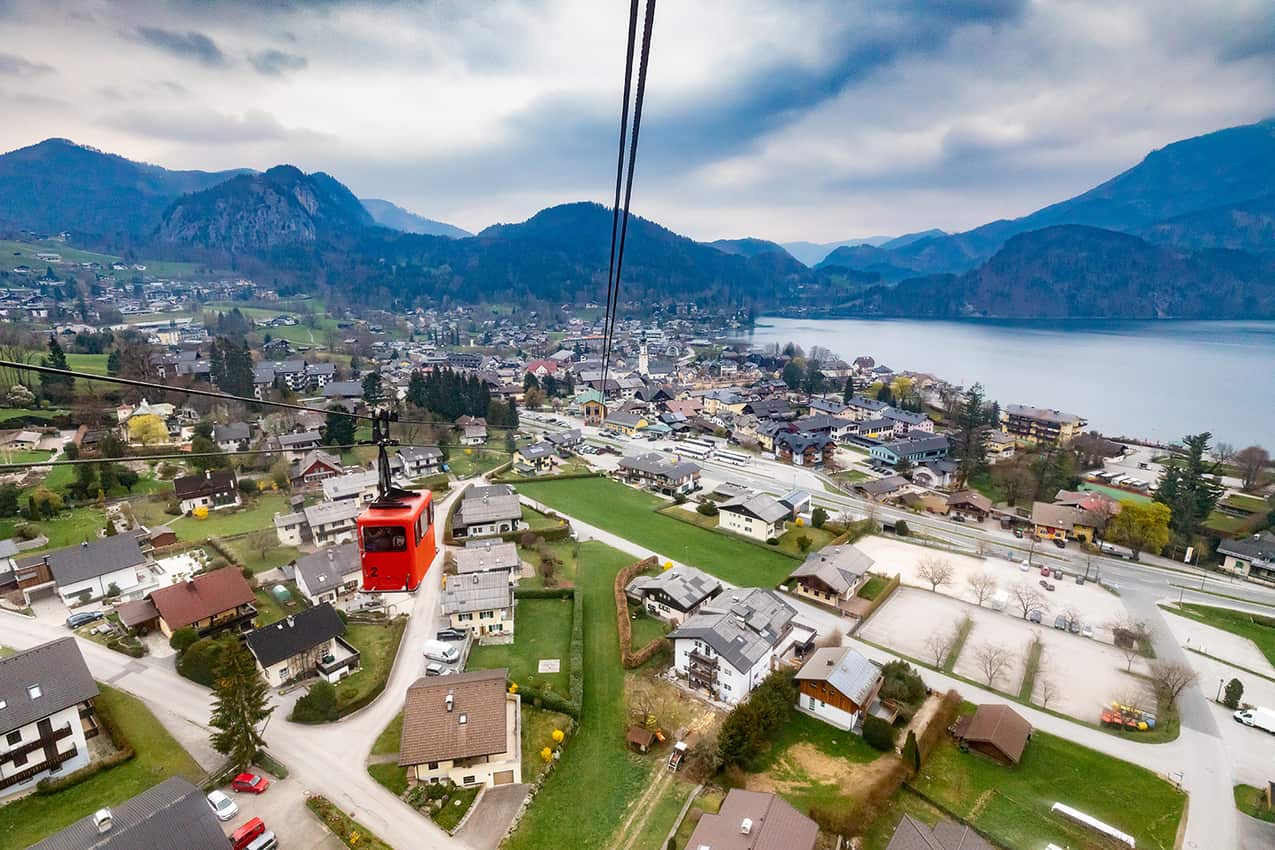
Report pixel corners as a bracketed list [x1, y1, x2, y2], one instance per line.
[191, 435, 229, 471]
[209, 642, 273, 770]
[324, 405, 357, 446]
[1155, 432, 1224, 539]
[106, 348, 121, 376]
[952, 383, 989, 487]
[524, 372, 540, 391]
[40, 336, 74, 404]
[362, 371, 384, 405]
[407, 370, 428, 409]
[875, 383, 893, 404]
[843, 377, 854, 404]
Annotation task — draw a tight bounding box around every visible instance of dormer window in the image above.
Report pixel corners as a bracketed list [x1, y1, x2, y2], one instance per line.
[27, 685, 42, 700]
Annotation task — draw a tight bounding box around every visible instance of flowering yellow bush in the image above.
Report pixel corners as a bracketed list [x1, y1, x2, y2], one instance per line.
[508, 682, 519, 694]
[540, 746, 553, 763]
[192, 506, 209, 520]
[551, 728, 565, 744]
[794, 517, 804, 526]
[663, 560, 673, 570]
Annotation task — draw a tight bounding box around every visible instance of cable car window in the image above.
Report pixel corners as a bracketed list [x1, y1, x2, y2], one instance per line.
[415, 512, 426, 545]
[363, 525, 407, 553]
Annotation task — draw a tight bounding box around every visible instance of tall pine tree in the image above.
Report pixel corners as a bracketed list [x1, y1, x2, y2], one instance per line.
[209, 642, 273, 770]
[952, 383, 989, 487]
[40, 336, 74, 404]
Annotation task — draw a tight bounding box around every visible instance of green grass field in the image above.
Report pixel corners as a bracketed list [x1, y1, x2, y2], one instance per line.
[1169, 603, 1275, 667]
[168, 493, 290, 540]
[0, 239, 207, 279]
[504, 541, 654, 850]
[0, 685, 204, 848]
[371, 711, 404, 757]
[0, 408, 68, 423]
[775, 524, 836, 556]
[223, 538, 301, 575]
[466, 596, 574, 695]
[63, 353, 109, 376]
[0, 449, 54, 464]
[335, 619, 408, 715]
[20, 506, 109, 552]
[911, 720, 1185, 850]
[751, 709, 882, 813]
[1235, 783, 1275, 823]
[1080, 482, 1153, 504]
[518, 477, 798, 587]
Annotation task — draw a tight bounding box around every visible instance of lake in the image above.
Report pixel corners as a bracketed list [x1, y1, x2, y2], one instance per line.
[739, 317, 1275, 447]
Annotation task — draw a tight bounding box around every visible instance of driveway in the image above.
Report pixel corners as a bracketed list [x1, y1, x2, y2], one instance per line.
[219, 769, 344, 850]
[455, 784, 530, 850]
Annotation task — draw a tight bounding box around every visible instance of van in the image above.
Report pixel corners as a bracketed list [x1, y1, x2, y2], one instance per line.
[231, 817, 266, 850]
[246, 831, 278, 850]
[422, 640, 460, 664]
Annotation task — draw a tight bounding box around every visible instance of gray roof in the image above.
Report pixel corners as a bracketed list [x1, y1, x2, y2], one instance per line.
[545, 428, 582, 446]
[883, 814, 995, 850]
[455, 485, 521, 527]
[883, 407, 928, 425]
[518, 442, 556, 460]
[0, 638, 98, 735]
[618, 451, 701, 480]
[1218, 531, 1275, 563]
[1004, 404, 1084, 425]
[795, 646, 881, 706]
[399, 445, 443, 463]
[454, 541, 521, 574]
[668, 588, 795, 673]
[625, 566, 721, 610]
[0, 538, 19, 559]
[29, 777, 227, 850]
[321, 469, 378, 500]
[17, 536, 148, 586]
[212, 422, 250, 443]
[442, 570, 513, 614]
[294, 542, 361, 592]
[303, 499, 362, 528]
[245, 602, 346, 667]
[719, 492, 789, 524]
[790, 544, 874, 593]
[276, 430, 322, 447]
[856, 474, 908, 495]
[876, 435, 950, 456]
[322, 381, 364, 398]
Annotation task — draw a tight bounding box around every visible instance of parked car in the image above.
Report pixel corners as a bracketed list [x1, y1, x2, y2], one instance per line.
[422, 640, 460, 663]
[952, 514, 966, 523]
[426, 662, 457, 677]
[1075, 575, 1086, 585]
[1039, 580, 1055, 591]
[231, 818, 266, 850]
[1013, 528, 1025, 538]
[1052, 568, 1063, 580]
[1052, 538, 1067, 549]
[246, 831, 279, 850]
[1081, 625, 1094, 639]
[1053, 614, 1067, 630]
[1027, 610, 1043, 624]
[436, 627, 467, 642]
[1039, 566, 1051, 577]
[65, 611, 103, 629]
[1068, 620, 1082, 634]
[231, 772, 270, 794]
[207, 790, 239, 822]
[1018, 562, 1031, 572]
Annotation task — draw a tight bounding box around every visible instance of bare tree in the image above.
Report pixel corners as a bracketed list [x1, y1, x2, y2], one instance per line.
[974, 643, 1013, 689]
[1009, 583, 1047, 620]
[1151, 661, 1199, 707]
[1038, 677, 1059, 709]
[1120, 643, 1142, 673]
[917, 556, 955, 593]
[246, 529, 276, 562]
[925, 626, 956, 667]
[967, 572, 997, 607]
[1062, 606, 1082, 631]
[1234, 445, 1271, 492]
[814, 627, 844, 649]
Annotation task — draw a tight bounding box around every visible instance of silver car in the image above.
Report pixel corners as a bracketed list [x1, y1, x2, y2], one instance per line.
[207, 790, 239, 822]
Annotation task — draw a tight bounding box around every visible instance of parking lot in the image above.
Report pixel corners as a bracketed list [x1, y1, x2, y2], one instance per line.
[217, 770, 344, 850]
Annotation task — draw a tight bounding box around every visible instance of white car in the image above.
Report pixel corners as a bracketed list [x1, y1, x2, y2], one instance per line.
[207, 789, 239, 822]
[422, 640, 460, 664]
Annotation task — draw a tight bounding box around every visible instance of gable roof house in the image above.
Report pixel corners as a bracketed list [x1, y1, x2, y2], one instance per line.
[171, 470, 240, 515]
[667, 588, 798, 704]
[212, 421, 252, 452]
[951, 703, 1032, 765]
[321, 468, 380, 504]
[625, 565, 722, 624]
[882, 407, 933, 435]
[29, 776, 228, 850]
[398, 668, 522, 789]
[244, 602, 359, 687]
[869, 435, 951, 468]
[302, 499, 362, 548]
[290, 449, 343, 489]
[883, 814, 995, 850]
[396, 445, 445, 479]
[684, 789, 819, 850]
[794, 646, 883, 732]
[947, 490, 994, 521]
[442, 570, 515, 638]
[0, 638, 99, 797]
[718, 492, 789, 542]
[774, 431, 836, 467]
[271, 429, 322, 460]
[617, 452, 702, 495]
[1030, 501, 1079, 542]
[788, 544, 873, 609]
[17, 535, 152, 605]
[1219, 531, 1275, 582]
[455, 540, 522, 583]
[145, 566, 256, 638]
[452, 485, 523, 539]
[293, 543, 363, 605]
[513, 441, 557, 475]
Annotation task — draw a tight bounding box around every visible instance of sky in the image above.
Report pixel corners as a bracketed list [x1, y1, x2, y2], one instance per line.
[0, 0, 1273, 243]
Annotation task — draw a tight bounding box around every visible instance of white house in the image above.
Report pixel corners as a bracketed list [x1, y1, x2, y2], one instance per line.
[442, 571, 515, 638]
[293, 543, 362, 605]
[0, 638, 99, 798]
[243, 604, 359, 688]
[321, 469, 380, 504]
[303, 500, 362, 548]
[172, 470, 240, 515]
[624, 566, 721, 624]
[398, 669, 522, 789]
[17, 536, 151, 604]
[667, 589, 797, 704]
[717, 492, 788, 542]
[793, 646, 883, 732]
[452, 485, 523, 539]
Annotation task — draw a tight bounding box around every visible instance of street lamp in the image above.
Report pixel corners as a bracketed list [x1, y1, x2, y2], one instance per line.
[1216, 678, 1225, 702]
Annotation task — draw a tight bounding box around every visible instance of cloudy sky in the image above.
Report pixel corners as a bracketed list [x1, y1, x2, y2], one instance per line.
[1, 0, 1273, 242]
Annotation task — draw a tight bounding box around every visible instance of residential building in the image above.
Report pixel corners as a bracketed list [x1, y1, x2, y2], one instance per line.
[293, 543, 362, 605]
[321, 381, 364, 404]
[1219, 532, 1275, 582]
[911, 459, 958, 489]
[0, 639, 99, 797]
[617, 452, 702, 495]
[455, 541, 521, 583]
[452, 484, 523, 539]
[841, 395, 890, 421]
[854, 475, 909, 499]
[667, 588, 797, 704]
[544, 428, 583, 452]
[29, 777, 228, 850]
[442, 571, 515, 638]
[142, 567, 256, 638]
[272, 430, 322, 460]
[1030, 501, 1079, 542]
[718, 492, 788, 542]
[624, 566, 722, 624]
[794, 646, 883, 731]
[303, 500, 362, 547]
[987, 429, 1016, 459]
[396, 445, 444, 478]
[684, 789, 818, 850]
[322, 469, 380, 504]
[1001, 404, 1087, 446]
[212, 422, 251, 452]
[17, 536, 151, 604]
[456, 416, 488, 446]
[947, 490, 994, 522]
[398, 669, 522, 789]
[171, 470, 240, 515]
[851, 417, 896, 439]
[244, 603, 360, 687]
[951, 703, 1032, 765]
[273, 510, 308, 547]
[791, 414, 853, 441]
[603, 410, 648, 436]
[883, 814, 995, 850]
[788, 544, 873, 608]
[869, 435, 951, 467]
[882, 407, 933, 435]
[513, 441, 557, 475]
[774, 431, 836, 467]
[291, 449, 343, 488]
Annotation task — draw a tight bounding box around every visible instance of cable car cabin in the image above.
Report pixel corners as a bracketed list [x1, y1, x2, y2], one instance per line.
[357, 490, 435, 593]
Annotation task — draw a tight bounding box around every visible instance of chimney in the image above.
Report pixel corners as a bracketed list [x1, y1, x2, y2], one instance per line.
[445, 693, 454, 712]
[205, 469, 211, 480]
[740, 818, 752, 835]
[186, 579, 195, 591]
[93, 809, 113, 834]
[458, 713, 467, 725]
[81, 541, 88, 548]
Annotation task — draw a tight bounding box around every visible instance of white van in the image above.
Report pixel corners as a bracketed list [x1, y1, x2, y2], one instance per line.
[422, 640, 460, 664]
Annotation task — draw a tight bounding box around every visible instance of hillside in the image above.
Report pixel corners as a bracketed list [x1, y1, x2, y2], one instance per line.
[781, 237, 892, 266]
[0, 138, 247, 244]
[706, 237, 793, 260]
[361, 198, 471, 238]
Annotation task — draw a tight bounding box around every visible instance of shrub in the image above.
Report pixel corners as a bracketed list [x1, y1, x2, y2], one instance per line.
[241, 565, 255, 581]
[811, 507, 828, 529]
[902, 730, 920, 773]
[673, 492, 688, 504]
[862, 715, 896, 751]
[177, 635, 233, 686]
[765, 538, 779, 546]
[717, 671, 795, 769]
[894, 520, 910, 537]
[1224, 678, 1244, 709]
[169, 627, 199, 653]
[105, 582, 120, 597]
[696, 502, 718, 517]
[292, 680, 339, 723]
[796, 534, 812, 553]
[879, 660, 926, 707]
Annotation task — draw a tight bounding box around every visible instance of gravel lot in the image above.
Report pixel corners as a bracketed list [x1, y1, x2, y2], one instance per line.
[220, 771, 345, 850]
[1159, 606, 1275, 674]
[1178, 649, 1275, 787]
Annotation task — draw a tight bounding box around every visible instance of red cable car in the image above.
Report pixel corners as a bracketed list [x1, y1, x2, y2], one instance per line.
[358, 489, 435, 593]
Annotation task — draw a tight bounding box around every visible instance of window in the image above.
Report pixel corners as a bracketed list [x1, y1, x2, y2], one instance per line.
[279, 666, 288, 679]
[363, 525, 407, 553]
[27, 685, 41, 700]
[463, 775, 476, 786]
[6, 730, 21, 746]
[480, 611, 492, 619]
[12, 750, 26, 767]
[427, 761, 438, 770]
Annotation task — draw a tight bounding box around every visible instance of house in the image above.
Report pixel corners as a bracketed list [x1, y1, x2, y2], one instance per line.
[842, 395, 890, 421]
[212, 422, 252, 452]
[794, 646, 883, 731]
[455, 541, 522, 583]
[667, 588, 797, 704]
[321, 381, 364, 404]
[791, 414, 853, 441]
[397, 668, 522, 789]
[778, 489, 812, 519]
[29, 776, 228, 850]
[774, 431, 836, 467]
[947, 490, 994, 522]
[684, 789, 818, 850]
[882, 407, 933, 435]
[442, 571, 515, 638]
[171, 470, 240, 515]
[525, 358, 559, 379]
[718, 492, 789, 542]
[741, 398, 794, 420]
[544, 428, 583, 452]
[869, 435, 951, 467]
[1001, 404, 1087, 446]
[452, 485, 523, 539]
[321, 469, 380, 504]
[951, 703, 1032, 765]
[291, 449, 343, 488]
[244, 603, 360, 687]
[144, 567, 256, 637]
[911, 459, 958, 489]
[0, 638, 99, 797]
[574, 389, 607, 425]
[883, 814, 995, 850]
[273, 510, 308, 547]
[456, 415, 487, 446]
[513, 441, 557, 475]
[273, 430, 322, 460]
[851, 417, 896, 439]
[397, 445, 444, 478]
[625, 565, 722, 624]
[1219, 532, 1275, 582]
[303, 499, 362, 547]
[293, 543, 363, 605]
[603, 410, 647, 436]
[617, 452, 702, 495]
[788, 544, 873, 608]
[987, 429, 1016, 459]
[143, 526, 179, 549]
[1030, 501, 1078, 542]
[4, 429, 42, 451]
[854, 475, 909, 499]
[17, 536, 151, 604]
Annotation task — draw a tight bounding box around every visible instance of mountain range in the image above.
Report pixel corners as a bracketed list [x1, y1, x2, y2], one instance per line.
[0, 119, 1273, 318]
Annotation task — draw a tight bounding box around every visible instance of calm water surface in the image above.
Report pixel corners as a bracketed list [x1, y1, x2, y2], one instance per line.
[739, 317, 1275, 447]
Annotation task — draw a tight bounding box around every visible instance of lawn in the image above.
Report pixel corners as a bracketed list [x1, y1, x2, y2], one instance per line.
[252, 584, 304, 626]
[629, 609, 668, 649]
[775, 524, 836, 557]
[0, 449, 54, 464]
[467, 596, 574, 695]
[910, 720, 1185, 850]
[1221, 494, 1270, 514]
[503, 541, 655, 850]
[629, 778, 698, 850]
[673, 790, 725, 849]
[518, 477, 799, 587]
[371, 710, 404, 756]
[858, 575, 889, 600]
[750, 709, 883, 813]
[517, 539, 582, 588]
[1170, 603, 1275, 667]
[520, 705, 573, 784]
[523, 505, 568, 533]
[334, 619, 408, 714]
[21, 506, 109, 552]
[446, 448, 511, 479]
[168, 493, 290, 539]
[1235, 783, 1275, 823]
[861, 788, 954, 850]
[63, 353, 109, 376]
[224, 538, 301, 575]
[367, 762, 409, 797]
[0, 407, 68, 423]
[432, 784, 481, 831]
[1202, 510, 1255, 535]
[0, 685, 204, 848]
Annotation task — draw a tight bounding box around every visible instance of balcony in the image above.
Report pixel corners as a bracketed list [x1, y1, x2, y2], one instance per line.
[199, 604, 258, 636]
[688, 649, 718, 668]
[317, 636, 361, 679]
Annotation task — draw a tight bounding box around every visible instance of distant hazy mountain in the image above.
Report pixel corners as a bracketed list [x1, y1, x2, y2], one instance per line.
[361, 198, 471, 239]
[0, 138, 247, 244]
[706, 237, 794, 260]
[158, 165, 372, 253]
[879, 228, 946, 250]
[782, 237, 893, 266]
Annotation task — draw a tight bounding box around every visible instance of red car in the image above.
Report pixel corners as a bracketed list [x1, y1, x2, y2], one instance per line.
[231, 772, 270, 794]
[1039, 566, 1051, 577]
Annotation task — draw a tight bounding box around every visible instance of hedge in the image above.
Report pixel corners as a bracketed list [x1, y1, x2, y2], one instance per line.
[853, 572, 901, 630]
[254, 749, 290, 779]
[613, 557, 668, 668]
[863, 715, 896, 751]
[497, 522, 572, 544]
[306, 795, 394, 850]
[515, 587, 574, 599]
[518, 685, 580, 719]
[568, 586, 584, 711]
[36, 690, 135, 794]
[105, 636, 146, 658]
[916, 689, 963, 763]
[493, 471, 602, 484]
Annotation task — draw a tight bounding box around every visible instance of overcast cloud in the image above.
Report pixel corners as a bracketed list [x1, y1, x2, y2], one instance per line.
[0, 0, 1272, 242]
